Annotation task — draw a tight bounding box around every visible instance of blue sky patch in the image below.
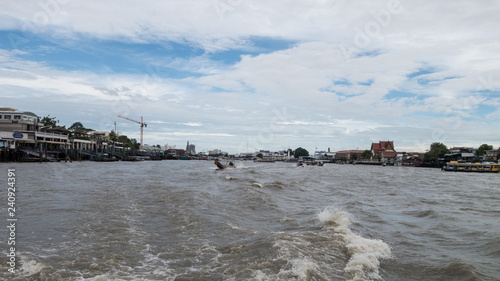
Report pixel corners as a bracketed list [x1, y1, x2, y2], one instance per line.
[417, 76, 460, 86]
[384, 90, 419, 100]
[208, 37, 297, 64]
[333, 79, 352, 86]
[354, 49, 381, 58]
[475, 104, 497, 118]
[247, 36, 297, 53]
[358, 79, 374, 86]
[407, 67, 437, 78]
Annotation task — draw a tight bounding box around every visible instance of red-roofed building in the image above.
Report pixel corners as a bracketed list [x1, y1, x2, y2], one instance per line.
[371, 141, 398, 159]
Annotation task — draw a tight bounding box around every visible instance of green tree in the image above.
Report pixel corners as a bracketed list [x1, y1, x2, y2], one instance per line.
[361, 150, 371, 159]
[256, 153, 264, 158]
[476, 144, 493, 157]
[424, 142, 449, 162]
[293, 147, 309, 158]
[68, 122, 93, 132]
[109, 130, 118, 141]
[130, 138, 140, 150]
[117, 135, 129, 144]
[351, 153, 358, 161]
[116, 135, 139, 149]
[40, 115, 58, 128]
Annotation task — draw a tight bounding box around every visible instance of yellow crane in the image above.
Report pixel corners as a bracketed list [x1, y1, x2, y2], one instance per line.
[118, 115, 147, 150]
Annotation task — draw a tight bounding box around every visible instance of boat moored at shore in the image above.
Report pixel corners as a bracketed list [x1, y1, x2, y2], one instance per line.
[442, 161, 499, 173]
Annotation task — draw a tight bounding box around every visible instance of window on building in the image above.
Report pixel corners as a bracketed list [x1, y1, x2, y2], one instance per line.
[14, 115, 21, 120]
[4, 115, 11, 120]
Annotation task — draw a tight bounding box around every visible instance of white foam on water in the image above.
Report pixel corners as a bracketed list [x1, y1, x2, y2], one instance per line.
[224, 221, 249, 232]
[19, 259, 49, 276]
[271, 235, 324, 280]
[288, 257, 319, 279]
[252, 269, 271, 280]
[318, 206, 391, 281]
[252, 183, 263, 188]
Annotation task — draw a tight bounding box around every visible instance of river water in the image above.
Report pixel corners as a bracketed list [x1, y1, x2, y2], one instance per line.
[0, 161, 499, 280]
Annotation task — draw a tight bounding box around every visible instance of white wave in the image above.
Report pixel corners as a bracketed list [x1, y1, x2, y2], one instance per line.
[252, 269, 271, 280]
[318, 207, 391, 281]
[252, 257, 320, 281]
[289, 257, 319, 279]
[272, 235, 323, 280]
[252, 183, 263, 188]
[19, 259, 48, 277]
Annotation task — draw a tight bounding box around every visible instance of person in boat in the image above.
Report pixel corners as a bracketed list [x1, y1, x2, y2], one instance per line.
[228, 161, 234, 166]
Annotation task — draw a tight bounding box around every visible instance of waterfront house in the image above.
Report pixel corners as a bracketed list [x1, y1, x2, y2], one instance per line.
[0, 108, 111, 161]
[444, 152, 480, 163]
[323, 148, 336, 160]
[484, 149, 500, 161]
[0, 108, 71, 160]
[400, 152, 425, 166]
[335, 150, 365, 161]
[166, 148, 186, 159]
[239, 152, 256, 159]
[0, 108, 42, 146]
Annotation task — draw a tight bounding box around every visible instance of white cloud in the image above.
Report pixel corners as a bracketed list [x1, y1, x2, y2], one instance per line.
[1, 0, 499, 152]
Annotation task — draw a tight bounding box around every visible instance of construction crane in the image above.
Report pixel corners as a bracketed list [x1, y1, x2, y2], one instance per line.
[118, 115, 147, 150]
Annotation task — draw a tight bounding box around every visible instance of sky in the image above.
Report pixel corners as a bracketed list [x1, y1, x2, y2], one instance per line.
[1, 0, 499, 154]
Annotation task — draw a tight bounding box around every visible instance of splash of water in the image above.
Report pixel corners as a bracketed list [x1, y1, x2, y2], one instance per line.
[318, 207, 391, 280]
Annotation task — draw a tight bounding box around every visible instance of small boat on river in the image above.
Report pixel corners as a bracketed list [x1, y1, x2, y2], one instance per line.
[442, 161, 499, 173]
[214, 159, 236, 170]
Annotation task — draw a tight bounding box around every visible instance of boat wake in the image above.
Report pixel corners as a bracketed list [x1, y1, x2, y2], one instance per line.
[318, 206, 392, 281]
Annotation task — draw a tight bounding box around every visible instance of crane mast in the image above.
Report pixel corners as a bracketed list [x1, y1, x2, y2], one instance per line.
[117, 115, 147, 150]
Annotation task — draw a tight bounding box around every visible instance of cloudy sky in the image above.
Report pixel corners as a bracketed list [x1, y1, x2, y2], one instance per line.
[1, 0, 499, 153]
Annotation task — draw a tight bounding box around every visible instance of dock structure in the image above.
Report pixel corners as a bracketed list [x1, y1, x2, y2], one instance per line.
[0, 108, 128, 162]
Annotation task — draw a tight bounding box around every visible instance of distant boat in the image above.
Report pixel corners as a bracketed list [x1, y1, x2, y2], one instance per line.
[214, 159, 235, 170]
[442, 161, 499, 173]
[300, 156, 318, 166]
[297, 159, 322, 166]
[126, 156, 146, 161]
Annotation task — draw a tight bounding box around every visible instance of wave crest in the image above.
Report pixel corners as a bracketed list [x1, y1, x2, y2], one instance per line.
[318, 207, 392, 280]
